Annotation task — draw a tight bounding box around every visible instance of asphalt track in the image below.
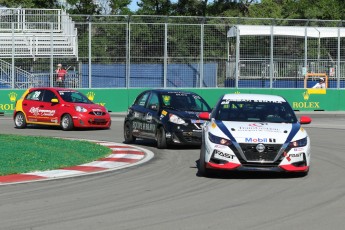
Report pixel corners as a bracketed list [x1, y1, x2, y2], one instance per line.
[0, 113, 345, 230]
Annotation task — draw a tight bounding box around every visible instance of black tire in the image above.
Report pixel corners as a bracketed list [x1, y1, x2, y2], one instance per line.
[157, 126, 167, 149]
[198, 143, 209, 177]
[14, 112, 27, 129]
[60, 114, 74, 131]
[124, 121, 136, 144]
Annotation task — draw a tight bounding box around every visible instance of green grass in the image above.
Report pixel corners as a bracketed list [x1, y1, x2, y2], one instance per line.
[0, 134, 112, 176]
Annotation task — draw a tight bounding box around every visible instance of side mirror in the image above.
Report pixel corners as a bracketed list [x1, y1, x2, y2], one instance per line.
[199, 112, 210, 120]
[149, 104, 158, 111]
[51, 98, 59, 104]
[300, 116, 312, 124]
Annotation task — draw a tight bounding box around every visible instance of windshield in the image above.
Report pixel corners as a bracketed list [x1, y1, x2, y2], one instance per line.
[161, 92, 210, 112]
[58, 90, 93, 104]
[214, 100, 297, 123]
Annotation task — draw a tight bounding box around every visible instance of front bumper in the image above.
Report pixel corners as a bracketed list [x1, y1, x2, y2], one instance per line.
[72, 113, 111, 128]
[166, 124, 203, 145]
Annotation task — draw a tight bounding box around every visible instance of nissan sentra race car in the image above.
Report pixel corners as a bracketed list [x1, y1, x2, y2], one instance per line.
[198, 93, 312, 177]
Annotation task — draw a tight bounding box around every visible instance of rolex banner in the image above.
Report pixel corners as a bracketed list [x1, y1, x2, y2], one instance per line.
[0, 88, 344, 114]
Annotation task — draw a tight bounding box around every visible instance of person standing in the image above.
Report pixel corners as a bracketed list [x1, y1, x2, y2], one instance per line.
[312, 77, 326, 88]
[55, 64, 67, 87]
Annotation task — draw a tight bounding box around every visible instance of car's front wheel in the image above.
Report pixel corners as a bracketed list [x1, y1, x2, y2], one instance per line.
[124, 121, 136, 144]
[157, 126, 167, 149]
[14, 112, 27, 129]
[198, 142, 209, 177]
[61, 114, 74, 131]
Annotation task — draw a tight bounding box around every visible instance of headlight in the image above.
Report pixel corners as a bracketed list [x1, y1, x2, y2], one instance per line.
[208, 132, 232, 146]
[289, 137, 307, 147]
[169, 114, 186, 124]
[75, 105, 87, 112]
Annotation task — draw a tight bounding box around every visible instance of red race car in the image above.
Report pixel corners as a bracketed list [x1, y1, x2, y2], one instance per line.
[13, 87, 111, 131]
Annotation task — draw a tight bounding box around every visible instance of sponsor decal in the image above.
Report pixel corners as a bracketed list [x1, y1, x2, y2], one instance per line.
[51, 118, 58, 123]
[191, 119, 205, 124]
[162, 110, 167, 116]
[213, 149, 234, 160]
[215, 144, 227, 149]
[29, 107, 56, 116]
[293, 147, 304, 151]
[132, 121, 156, 131]
[245, 137, 276, 143]
[238, 125, 281, 133]
[289, 153, 303, 158]
[211, 122, 217, 129]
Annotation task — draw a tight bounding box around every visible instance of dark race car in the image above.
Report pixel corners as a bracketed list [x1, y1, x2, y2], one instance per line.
[124, 89, 212, 149]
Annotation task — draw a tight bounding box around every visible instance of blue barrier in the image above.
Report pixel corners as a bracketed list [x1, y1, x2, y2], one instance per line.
[81, 63, 217, 88]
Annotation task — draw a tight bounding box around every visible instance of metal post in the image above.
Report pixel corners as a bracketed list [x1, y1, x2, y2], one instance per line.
[11, 22, 15, 89]
[164, 22, 168, 88]
[200, 22, 204, 88]
[50, 22, 54, 87]
[337, 27, 341, 89]
[270, 25, 274, 88]
[126, 17, 131, 88]
[235, 26, 240, 88]
[304, 27, 308, 76]
[88, 18, 92, 88]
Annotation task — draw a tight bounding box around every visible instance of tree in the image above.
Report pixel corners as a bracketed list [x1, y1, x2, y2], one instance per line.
[0, 0, 57, 8]
[136, 0, 172, 15]
[65, 0, 101, 15]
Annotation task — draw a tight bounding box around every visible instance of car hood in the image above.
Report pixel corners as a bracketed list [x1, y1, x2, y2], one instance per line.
[164, 109, 203, 119]
[214, 121, 303, 144]
[74, 103, 108, 112]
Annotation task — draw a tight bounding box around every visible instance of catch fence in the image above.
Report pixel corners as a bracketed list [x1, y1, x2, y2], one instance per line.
[1, 9, 345, 89]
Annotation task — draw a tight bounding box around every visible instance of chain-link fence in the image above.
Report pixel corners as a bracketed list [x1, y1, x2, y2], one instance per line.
[1, 9, 345, 89]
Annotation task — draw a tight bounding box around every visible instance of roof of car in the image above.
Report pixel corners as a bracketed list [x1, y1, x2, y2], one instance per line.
[147, 89, 197, 94]
[29, 87, 75, 91]
[222, 93, 287, 102]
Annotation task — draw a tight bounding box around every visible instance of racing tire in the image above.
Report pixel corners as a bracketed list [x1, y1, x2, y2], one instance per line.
[61, 114, 74, 131]
[198, 143, 209, 177]
[124, 121, 136, 144]
[157, 126, 167, 149]
[14, 112, 27, 129]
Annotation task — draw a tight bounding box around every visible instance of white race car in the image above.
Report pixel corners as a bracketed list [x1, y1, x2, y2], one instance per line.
[198, 94, 312, 177]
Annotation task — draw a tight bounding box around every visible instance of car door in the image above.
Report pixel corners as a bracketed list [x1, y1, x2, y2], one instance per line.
[129, 91, 151, 138]
[21, 89, 45, 123]
[40, 89, 60, 124]
[141, 92, 160, 138]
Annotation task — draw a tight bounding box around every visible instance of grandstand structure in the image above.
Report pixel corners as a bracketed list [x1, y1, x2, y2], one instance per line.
[0, 8, 78, 88]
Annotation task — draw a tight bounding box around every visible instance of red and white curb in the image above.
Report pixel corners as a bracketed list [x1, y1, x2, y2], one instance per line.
[0, 140, 154, 185]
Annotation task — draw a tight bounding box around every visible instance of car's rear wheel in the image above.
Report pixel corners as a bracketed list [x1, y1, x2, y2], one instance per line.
[124, 121, 136, 143]
[61, 114, 74, 131]
[198, 142, 209, 177]
[157, 126, 167, 149]
[14, 112, 27, 129]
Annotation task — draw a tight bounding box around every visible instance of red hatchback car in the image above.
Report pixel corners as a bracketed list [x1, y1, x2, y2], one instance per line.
[13, 87, 111, 131]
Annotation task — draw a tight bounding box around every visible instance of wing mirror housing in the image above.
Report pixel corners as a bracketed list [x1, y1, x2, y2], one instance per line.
[199, 112, 210, 121]
[51, 98, 59, 104]
[300, 116, 312, 124]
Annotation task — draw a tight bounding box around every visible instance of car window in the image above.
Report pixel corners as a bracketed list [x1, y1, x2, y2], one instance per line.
[25, 90, 43, 101]
[215, 100, 297, 123]
[134, 92, 150, 107]
[147, 92, 159, 110]
[161, 93, 210, 112]
[58, 90, 91, 103]
[42, 90, 57, 102]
